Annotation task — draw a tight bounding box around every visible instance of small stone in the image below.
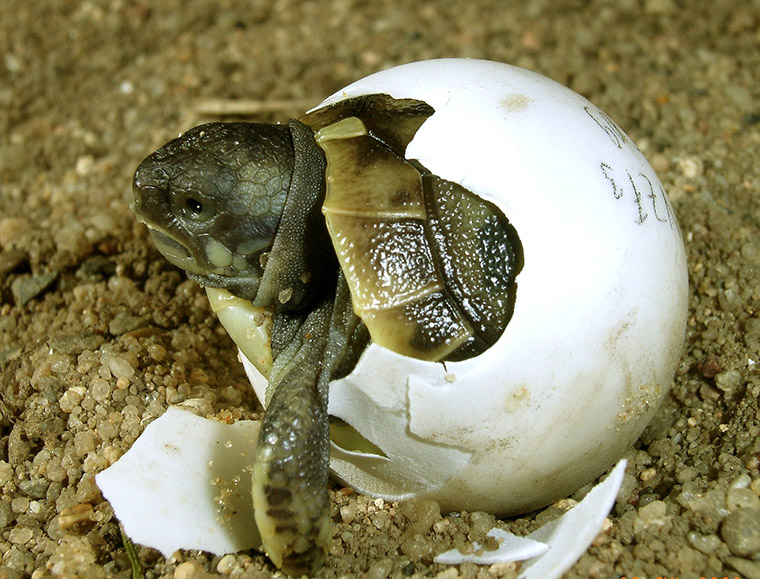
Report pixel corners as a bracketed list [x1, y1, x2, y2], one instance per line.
[0, 498, 12, 528]
[48, 332, 105, 355]
[74, 431, 97, 457]
[0, 249, 27, 276]
[400, 532, 432, 561]
[640, 467, 657, 482]
[367, 558, 394, 579]
[638, 500, 668, 526]
[148, 344, 167, 362]
[721, 507, 760, 557]
[19, 478, 50, 499]
[715, 369, 741, 393]
[58, 503, 95, 531]
[470, 511, 496, 537]
[725, 556, 760, 579]
[9, 526, 33, 545]
[687, 531, 721, 555]
[108, 312, 148, 336]
[59, 387, 85, 413]
[215, 554, 237, 574]
[727, 487, 760, 511]
[89, 377, 111, 402]
[729, 472, 752, 490]
[11, 497, 29, 514]
[11, 271, 59, 306]
[398, 498, 441, 535]
[0, 217, 30, 247]
[174, 561, 213, 579]
[278, 287, 293, 304]
[104, 354, 134, 379]
[340, 503, 359, 524]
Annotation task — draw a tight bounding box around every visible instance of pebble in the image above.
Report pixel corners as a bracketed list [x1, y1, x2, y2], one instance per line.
[59, 387, 85, 413]
[340, 503, 359, 524]
[725, 556, 760, 579]
[0, 249, 27, 276]
[397, 498, 441, 535]
[108, 312, 148, 336]
[11, 271, 59, 306]
[9, 526, 34, 545]
[89, 377, 111, 402]
[720, 507, 760, 558]
[0, 500, 12, 528]
[58, 503, 94, 531]
[687, 531, 721, 555]
[727, 487, 760, 511]
[103, 354, 134, 380]
[0, 217, 30, 247]
[19, 478, 49, 499]
[470, 511, 496, 537]
[715, 369, 742, 392]
[148, 344, 167, 362]
[366, 558, 394, 578]
[11, 497, 29, 514]
[48, 332, 105, 355]
[0, 461, 14, 485]
[400, 532, 432, 561]
[638, 500, 667, 526]
[215, 554, 237, 574]
[174, 561, 213, 579]
[73, 431, 97, 457]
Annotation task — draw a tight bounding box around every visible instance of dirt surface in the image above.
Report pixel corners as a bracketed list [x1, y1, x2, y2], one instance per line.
[2, 1, 760, 578]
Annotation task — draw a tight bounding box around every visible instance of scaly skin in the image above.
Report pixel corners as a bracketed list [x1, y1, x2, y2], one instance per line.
[251, 301, 333, 575]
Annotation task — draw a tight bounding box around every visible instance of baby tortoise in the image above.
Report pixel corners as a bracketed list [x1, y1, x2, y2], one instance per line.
[132, 94, 523, 575]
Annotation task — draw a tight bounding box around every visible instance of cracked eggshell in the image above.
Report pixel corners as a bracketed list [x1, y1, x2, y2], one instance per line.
[245, 59, 689, 515]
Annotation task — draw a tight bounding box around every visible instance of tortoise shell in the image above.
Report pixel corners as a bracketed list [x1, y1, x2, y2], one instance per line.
[300, 94, 523, 362]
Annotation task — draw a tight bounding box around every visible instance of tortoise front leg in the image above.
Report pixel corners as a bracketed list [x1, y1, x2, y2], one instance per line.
[251, 298, 333, 576]
[252, 273, 368, 576]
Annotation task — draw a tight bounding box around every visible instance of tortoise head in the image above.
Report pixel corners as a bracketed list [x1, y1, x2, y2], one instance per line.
[132, 122, 294, 300]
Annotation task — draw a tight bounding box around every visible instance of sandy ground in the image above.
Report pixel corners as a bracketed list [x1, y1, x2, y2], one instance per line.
[2, 1, 760, 578]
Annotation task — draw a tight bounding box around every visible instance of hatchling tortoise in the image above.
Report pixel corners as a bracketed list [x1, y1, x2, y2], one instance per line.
[131, 93, 523, 575]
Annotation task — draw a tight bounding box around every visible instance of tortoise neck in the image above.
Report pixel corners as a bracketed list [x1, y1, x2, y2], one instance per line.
[252, 119, 336, 312]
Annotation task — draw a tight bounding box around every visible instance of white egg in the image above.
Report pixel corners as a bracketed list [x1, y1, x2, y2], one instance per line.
[233, 58, 688, 516]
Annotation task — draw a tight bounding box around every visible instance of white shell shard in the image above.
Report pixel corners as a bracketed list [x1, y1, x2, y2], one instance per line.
[207, 287, 273, 378]
[95, 407, 262, 557]
[519, 459, 627, 578]
[302, 59, 688, 514]
[240, 346, 473, 499]
[431, 459, 626, 578]
[434, 528, 549, 565]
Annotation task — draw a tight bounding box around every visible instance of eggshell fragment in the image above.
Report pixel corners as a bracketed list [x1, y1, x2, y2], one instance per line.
[434, 528, 549, 565]
[433, 459, 626, 578]
[95, 407, 262, 557]
[99, 411, 623, 576]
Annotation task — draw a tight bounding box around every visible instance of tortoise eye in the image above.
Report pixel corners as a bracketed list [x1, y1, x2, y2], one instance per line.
[177, 192, 213, 223]
[185, 197, 203, 215]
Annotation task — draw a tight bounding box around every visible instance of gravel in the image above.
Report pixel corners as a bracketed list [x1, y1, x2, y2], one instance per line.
[1, 1, 759, 577]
